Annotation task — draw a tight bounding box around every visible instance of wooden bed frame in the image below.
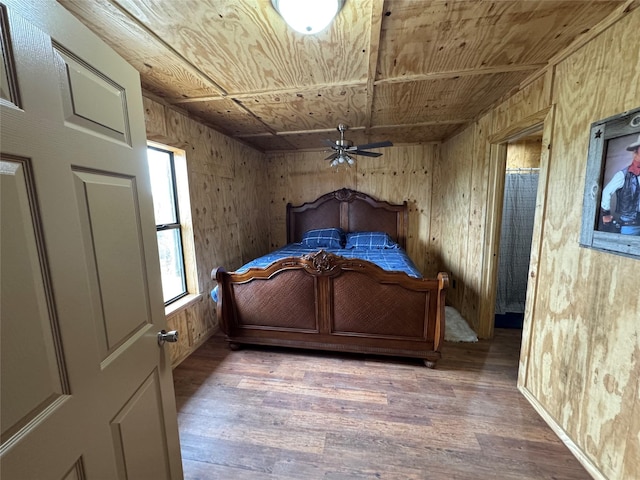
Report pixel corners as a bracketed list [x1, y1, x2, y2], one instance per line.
[212, 188, 448, 367]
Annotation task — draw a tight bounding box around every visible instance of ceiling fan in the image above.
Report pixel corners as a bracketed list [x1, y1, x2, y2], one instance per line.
[323, 124, 393, 167]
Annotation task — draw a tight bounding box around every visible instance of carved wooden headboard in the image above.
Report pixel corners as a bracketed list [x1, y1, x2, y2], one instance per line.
[286, 188, 408, 249]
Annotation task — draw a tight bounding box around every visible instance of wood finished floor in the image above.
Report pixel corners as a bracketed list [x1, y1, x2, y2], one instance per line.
[172, 329, 590, 480]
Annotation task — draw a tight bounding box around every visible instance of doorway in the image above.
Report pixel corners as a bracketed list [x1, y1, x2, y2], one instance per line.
[494, 132, 542, 329]
[478, 106, 553, 340]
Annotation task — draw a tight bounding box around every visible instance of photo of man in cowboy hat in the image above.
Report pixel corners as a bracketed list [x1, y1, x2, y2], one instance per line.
[600, 133, 640, 235]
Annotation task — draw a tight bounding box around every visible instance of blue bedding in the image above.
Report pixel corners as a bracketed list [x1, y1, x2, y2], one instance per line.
[211, 243, 422, 302]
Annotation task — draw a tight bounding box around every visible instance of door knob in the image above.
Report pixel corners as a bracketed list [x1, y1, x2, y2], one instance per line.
[157, 329, 179, 346]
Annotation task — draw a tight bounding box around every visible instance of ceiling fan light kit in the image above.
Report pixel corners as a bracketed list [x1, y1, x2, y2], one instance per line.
[271, 0, 344, 35]
[329, 153, 355, 168]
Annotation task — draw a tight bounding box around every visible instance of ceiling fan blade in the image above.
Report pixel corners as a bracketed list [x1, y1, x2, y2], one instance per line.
[352, 150, 382, 157]
[324, 152, 339, 161]
[323, 139, 338, 148]
[353, 140, 394, 150]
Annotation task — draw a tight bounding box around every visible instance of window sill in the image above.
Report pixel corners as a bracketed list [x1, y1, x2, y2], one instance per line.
[165, 292, 203, 318]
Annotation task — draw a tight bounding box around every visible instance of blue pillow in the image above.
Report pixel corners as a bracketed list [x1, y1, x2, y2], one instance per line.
[344, 231, 399, 249]
[300, 228, 345, 249]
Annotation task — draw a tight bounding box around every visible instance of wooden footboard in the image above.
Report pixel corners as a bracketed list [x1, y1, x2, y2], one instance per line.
[212, 250, 448, 367]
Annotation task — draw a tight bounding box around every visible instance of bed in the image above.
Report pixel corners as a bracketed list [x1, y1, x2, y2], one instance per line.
[211, 188, 449, 367]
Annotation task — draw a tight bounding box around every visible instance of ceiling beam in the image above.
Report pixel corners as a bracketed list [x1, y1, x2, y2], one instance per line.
[235, 120, 469, 139]
[363, 0, 385, 131]
[237, 125, 366, 139]
[165, 64, 546, 106]
[167, 79, 367, 104]
[374, 64, 546, 86]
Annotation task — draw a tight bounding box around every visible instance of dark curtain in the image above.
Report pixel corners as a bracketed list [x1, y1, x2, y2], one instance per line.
[495, 172, 539, 315]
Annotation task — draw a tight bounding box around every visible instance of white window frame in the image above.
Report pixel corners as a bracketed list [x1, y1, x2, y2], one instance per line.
[147, 141, 200, 315]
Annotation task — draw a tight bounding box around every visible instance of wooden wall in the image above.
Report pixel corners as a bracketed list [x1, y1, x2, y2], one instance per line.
[265, 144, 439, 276]
[506, 138, 542, 170]
[522, 10, 639, 480]
[143, 96, 270, 366]
[435, 115, 495, 329]
[442, 7, 640, 480]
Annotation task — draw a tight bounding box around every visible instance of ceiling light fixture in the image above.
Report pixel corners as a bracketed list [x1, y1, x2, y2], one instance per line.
[329, 153, 355, 168]
[271, 0, 345, 35]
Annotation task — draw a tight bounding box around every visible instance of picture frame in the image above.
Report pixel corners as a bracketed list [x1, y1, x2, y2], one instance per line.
[579, 106, 640, 259]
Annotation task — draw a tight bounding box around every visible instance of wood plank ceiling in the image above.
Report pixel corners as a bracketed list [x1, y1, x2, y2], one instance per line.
[58, 0, 624, 152]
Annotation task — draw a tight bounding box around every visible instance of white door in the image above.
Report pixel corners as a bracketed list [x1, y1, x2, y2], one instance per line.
[0, 1, 183, 478]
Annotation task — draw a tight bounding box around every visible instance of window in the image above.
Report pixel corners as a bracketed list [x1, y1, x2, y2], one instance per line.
[147, 146, 187, 304]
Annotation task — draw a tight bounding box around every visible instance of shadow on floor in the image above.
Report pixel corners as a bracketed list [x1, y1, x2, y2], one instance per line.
[494, 311, 524, 329]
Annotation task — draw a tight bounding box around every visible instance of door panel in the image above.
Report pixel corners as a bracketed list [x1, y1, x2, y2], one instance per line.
[0, 6, 19, 106]
[62, 462, 85, 480]
[0, 155, 66, 442]
[0, 1, 183, 478]
[72, 170, 150, 355]
[111, 372, 172, 480]
[54, 46, 130, 143]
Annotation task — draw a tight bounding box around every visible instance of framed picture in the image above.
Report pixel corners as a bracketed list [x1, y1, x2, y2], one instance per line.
[580, 107, 640, 259]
